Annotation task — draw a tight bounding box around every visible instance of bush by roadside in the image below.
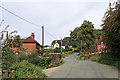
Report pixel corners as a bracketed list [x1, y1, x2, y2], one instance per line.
[3, 60, 46, 78]
[97, 53, 120, 69]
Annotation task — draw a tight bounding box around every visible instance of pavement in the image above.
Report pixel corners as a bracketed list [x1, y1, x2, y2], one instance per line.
[43, 53, 119, 78]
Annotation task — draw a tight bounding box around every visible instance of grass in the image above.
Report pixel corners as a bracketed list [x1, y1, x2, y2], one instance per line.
[76, 56, 86, 60]
[86, 55, 100, 62]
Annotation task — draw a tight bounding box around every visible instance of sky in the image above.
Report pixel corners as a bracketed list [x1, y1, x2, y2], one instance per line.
[0, 0, 112, 46]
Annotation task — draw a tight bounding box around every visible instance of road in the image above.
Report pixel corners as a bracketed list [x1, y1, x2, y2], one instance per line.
[45, 53, 119, 78]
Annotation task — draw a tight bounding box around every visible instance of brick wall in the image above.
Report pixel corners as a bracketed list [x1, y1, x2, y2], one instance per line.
[22, 43, 37, 52]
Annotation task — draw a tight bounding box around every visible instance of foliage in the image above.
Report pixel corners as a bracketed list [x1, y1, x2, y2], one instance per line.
[63, 48, 72, 52]
[77, 20, 96, 51]
[68, 20, 97, 53]
[2, 47, 16, 70]
[43, 49, 53, 53]
[101, 2, 120, 59]
[16, 52, 52, 68]
[97, 53, 120, 69]
[87, 55, 100, 62]
[4, 60, 46, 78]
[37, 57, 52, 68]
[69, 27, 80, 48]
[94, 29, 103, 39]
[63, 37, 71, 46]
[62, 51, 73, 58]
[53, 48, 61, 53]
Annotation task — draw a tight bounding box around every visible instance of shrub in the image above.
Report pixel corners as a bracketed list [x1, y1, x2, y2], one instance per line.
[2, 47, 16, 70]
[37, 57, 52, 68]
[97, 53, 120, 69]
[16, 52, 52, 68]
[3, 60, 46, 78]
[43, 49, 53, 53]
[67, 51, 73, 54]
[16, 53, 27, 62]
[53, 48, 61, 53]
[63, 48, 72, 52]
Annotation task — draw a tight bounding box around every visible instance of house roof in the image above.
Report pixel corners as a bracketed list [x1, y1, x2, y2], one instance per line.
[22, 37, 36, 43]
[22, 36, 41, 46]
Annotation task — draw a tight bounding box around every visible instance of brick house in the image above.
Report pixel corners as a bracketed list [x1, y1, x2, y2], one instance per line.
[95, 35, 106, 52]
[10, 33, 41, 54]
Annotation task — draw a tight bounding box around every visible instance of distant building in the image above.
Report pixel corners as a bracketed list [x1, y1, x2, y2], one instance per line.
[52, 40, 65, 49]
[95, 35, 106, 52]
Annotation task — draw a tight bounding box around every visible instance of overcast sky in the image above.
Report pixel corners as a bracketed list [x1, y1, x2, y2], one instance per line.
[0, 0, 112, 45]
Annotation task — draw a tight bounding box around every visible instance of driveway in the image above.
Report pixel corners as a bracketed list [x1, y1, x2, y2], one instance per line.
[43, 53, 119, 78]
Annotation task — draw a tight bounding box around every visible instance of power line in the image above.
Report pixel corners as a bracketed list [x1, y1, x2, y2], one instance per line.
[0, 5, 42, 28]
[0, 5, 57, 39]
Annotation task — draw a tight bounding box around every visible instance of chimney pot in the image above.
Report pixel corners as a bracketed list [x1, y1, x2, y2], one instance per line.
[31, 33, 34, 39]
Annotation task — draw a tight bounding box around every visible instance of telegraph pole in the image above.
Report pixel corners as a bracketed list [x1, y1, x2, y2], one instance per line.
[42, 26, 44, 49]
[81, 40, 82, 52]
[61, 38, 62, 54]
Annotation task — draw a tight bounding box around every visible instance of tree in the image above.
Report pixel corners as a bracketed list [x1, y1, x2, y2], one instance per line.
[77, 20, 96, 51]
[101, 1, 120, 59]
[63, 37, 71, 47]
[70, 27, 80, 48]
[94, 29, 103, 39]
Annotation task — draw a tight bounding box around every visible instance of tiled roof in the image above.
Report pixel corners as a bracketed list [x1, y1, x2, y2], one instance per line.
[22, 36, 37, 43]
[22, 36, 41, 46]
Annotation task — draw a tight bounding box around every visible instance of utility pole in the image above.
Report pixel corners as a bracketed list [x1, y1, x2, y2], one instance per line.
[42, 26, 44, 50]
[81, 40, 82, 52]
[61, 38, 62, 54]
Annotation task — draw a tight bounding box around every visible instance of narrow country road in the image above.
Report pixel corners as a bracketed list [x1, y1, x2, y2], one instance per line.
[44, 53, 119, 78]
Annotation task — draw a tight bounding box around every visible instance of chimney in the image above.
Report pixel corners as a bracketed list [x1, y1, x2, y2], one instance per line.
[6, 31, 8, 40]
[31, 33, 34, 39]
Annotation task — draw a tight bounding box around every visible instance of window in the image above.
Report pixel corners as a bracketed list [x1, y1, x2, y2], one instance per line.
[26, 52, 31, 55]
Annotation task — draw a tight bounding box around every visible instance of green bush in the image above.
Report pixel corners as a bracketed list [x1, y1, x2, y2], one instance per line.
[98, 53, 120, 69]
[43, 49, 53, 53]
[53, 48, 61, 53]
[63, 48, 72, 52]
[16, 53, 27, 62]
[2, 47, 16, 70]
[37, 57, 52, 68]
[16, 52, 52, 68]
[49, 59, 64, 68]
[4, 60, 46, 78]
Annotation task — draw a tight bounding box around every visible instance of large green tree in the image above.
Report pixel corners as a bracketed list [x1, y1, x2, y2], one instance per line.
[70, 27, 80, 48]
[63, 37, 71, 47]
[77, 20, 96, 51]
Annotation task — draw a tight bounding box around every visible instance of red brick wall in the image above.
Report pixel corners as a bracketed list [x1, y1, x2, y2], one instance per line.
[96, 44, 102, 52]
[22, 43, 37, 52]
[100, 35, 103, 41]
